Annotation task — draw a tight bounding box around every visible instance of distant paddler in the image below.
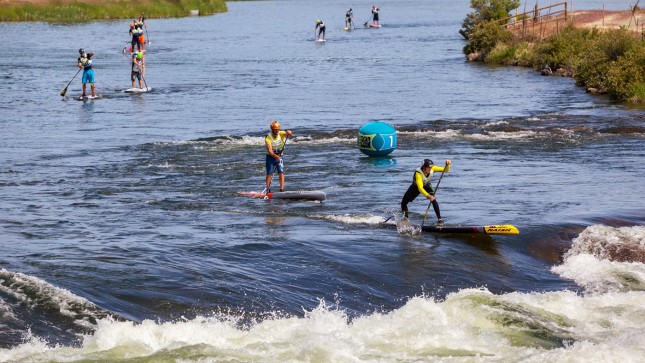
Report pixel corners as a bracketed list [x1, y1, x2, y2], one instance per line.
[371, 4, 381, 26]
[345, 8, 354, 30]
[77, 48, 96, 98]
[131, 51, 144, 89]
[129, 20, 143, 52]
[315, 19, 326, 41]
[138, 13, 148, 45]
[264, 121, 293, 193]
[401, 159, 451, 226]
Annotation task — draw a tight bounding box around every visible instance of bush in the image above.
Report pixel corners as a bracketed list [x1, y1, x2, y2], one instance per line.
[461, 0, 520, 39]
[532, 25, 598, 71]
[605, 43, 645, 102]
[575, 29, 640, 92]
[463, 20, 512, 57]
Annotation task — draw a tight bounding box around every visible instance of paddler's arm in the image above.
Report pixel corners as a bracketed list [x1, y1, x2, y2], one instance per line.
[415, 172, 432, 199]
[265, 137, 279, 161]
[431, 160, 451, 173]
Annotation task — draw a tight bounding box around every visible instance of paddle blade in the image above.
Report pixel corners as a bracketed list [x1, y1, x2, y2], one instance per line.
[60, 86, 68, 97]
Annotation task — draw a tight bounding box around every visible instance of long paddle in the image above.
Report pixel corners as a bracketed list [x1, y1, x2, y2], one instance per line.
[144, 24, 150, 45]
[262, 135, 289, 194]
[421, 162, 448, 227]
[60, 68, 82, 97]
[363, 14, 373, 28]
[141, 74, 149, 91]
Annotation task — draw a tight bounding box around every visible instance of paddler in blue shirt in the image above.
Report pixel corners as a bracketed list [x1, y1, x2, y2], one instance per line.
[77, 48, 96, 98]
[129, 20, 143, 52]
[265, 121, 293, 193]
[401, 159, 451, 226]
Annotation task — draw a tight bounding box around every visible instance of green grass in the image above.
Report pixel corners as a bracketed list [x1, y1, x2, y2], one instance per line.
[0, 0, 227, 22]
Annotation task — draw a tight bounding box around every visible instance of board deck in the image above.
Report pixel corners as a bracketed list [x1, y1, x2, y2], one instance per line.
[238, 190, 326, 201]
[77, 95, 101, 100]
[124, 87, 152, 93]
[380, 219, 519, 235]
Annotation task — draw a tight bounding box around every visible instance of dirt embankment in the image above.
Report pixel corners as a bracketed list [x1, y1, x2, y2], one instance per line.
[572, 9, 645, 30]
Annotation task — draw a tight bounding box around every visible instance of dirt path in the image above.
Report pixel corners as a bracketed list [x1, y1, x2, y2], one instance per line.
[572, 9, 645, 30]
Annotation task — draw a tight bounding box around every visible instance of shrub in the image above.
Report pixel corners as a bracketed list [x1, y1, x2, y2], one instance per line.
[461, 0, 520, 39]
[605, 43, 645, 102]
[575, 29, 640, 92]
[464, 20, 512, 57]
[532, 25, 597, 71]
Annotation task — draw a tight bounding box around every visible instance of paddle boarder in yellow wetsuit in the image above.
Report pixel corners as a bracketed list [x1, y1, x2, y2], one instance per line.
[265, 121, 293, 193]
[401, 159, 451, 225]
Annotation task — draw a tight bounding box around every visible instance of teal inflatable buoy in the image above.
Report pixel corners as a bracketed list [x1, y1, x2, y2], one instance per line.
[357, 121, 397, 157]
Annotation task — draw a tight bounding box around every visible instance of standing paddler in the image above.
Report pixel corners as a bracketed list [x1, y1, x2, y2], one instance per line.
[371, 4, 381, 26]
[131, 52, 144, 89]
[345, 8, 354, 30]
[264, 121, 293, 193]
[77, 48, 96, 98]
[315, 19, 326, 41]
[401, 159, 451, 226]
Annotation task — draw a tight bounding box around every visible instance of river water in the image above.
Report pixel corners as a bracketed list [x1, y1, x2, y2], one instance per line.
[1, 0, 644, 361]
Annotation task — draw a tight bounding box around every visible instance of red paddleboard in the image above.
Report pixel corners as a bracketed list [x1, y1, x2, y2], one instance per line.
[369, 24, 382, 28]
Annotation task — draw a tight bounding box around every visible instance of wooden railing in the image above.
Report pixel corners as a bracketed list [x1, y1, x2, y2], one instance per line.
[495, 2, 569, 39]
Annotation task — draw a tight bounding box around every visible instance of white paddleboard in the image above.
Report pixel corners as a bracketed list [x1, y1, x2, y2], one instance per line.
[124, 87, 152, 93]
[316, 39, 326, 42]
[77, 95, 101, 100]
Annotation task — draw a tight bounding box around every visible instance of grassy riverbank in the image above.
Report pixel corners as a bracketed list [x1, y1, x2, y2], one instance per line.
[461, 1, 645, 104]
[482, 25, 645, 103]
[0, 0, 227, 22]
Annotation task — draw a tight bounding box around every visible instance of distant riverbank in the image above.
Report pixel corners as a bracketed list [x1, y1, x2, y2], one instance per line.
[463, 9, 645, 104]
[0, 0, 227, 22]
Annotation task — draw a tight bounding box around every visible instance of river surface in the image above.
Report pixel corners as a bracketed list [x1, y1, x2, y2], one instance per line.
[1, 0, 644, 361]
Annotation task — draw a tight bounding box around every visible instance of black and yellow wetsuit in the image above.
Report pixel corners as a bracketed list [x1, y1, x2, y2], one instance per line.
[401, 164, 450, 219]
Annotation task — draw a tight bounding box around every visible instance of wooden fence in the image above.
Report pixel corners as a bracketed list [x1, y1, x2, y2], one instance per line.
[495, 2, 569, 40]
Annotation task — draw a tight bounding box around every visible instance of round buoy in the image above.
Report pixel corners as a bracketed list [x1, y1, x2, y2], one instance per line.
[357, 121, 397, 157]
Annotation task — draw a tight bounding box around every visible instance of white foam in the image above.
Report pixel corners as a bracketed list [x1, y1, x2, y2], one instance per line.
[0, 269, 103, 325]
[3, 289, 645, 361]
[552, 225, 645, 293]
[316, 213, 387, 225]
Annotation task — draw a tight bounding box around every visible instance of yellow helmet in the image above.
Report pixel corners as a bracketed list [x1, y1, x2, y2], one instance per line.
[316, 19, 322, 24]
[270, 121, 281, 130]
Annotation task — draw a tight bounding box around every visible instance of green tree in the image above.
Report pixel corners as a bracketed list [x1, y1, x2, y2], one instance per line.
[460, 0, 520, 40]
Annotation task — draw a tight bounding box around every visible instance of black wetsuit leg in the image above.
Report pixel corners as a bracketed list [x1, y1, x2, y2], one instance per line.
[401, 183, 441, 219]
[401, 184, 420, 218]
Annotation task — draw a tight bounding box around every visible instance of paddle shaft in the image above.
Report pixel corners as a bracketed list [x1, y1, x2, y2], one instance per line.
[60, 68, 82, 96]
[264, 135, 289, 193]
[363, 14, 373, 27]
[421, 163, 447, 227]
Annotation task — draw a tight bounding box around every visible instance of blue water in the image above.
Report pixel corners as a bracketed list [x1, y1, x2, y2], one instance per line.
[1, 0, 644, 361]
